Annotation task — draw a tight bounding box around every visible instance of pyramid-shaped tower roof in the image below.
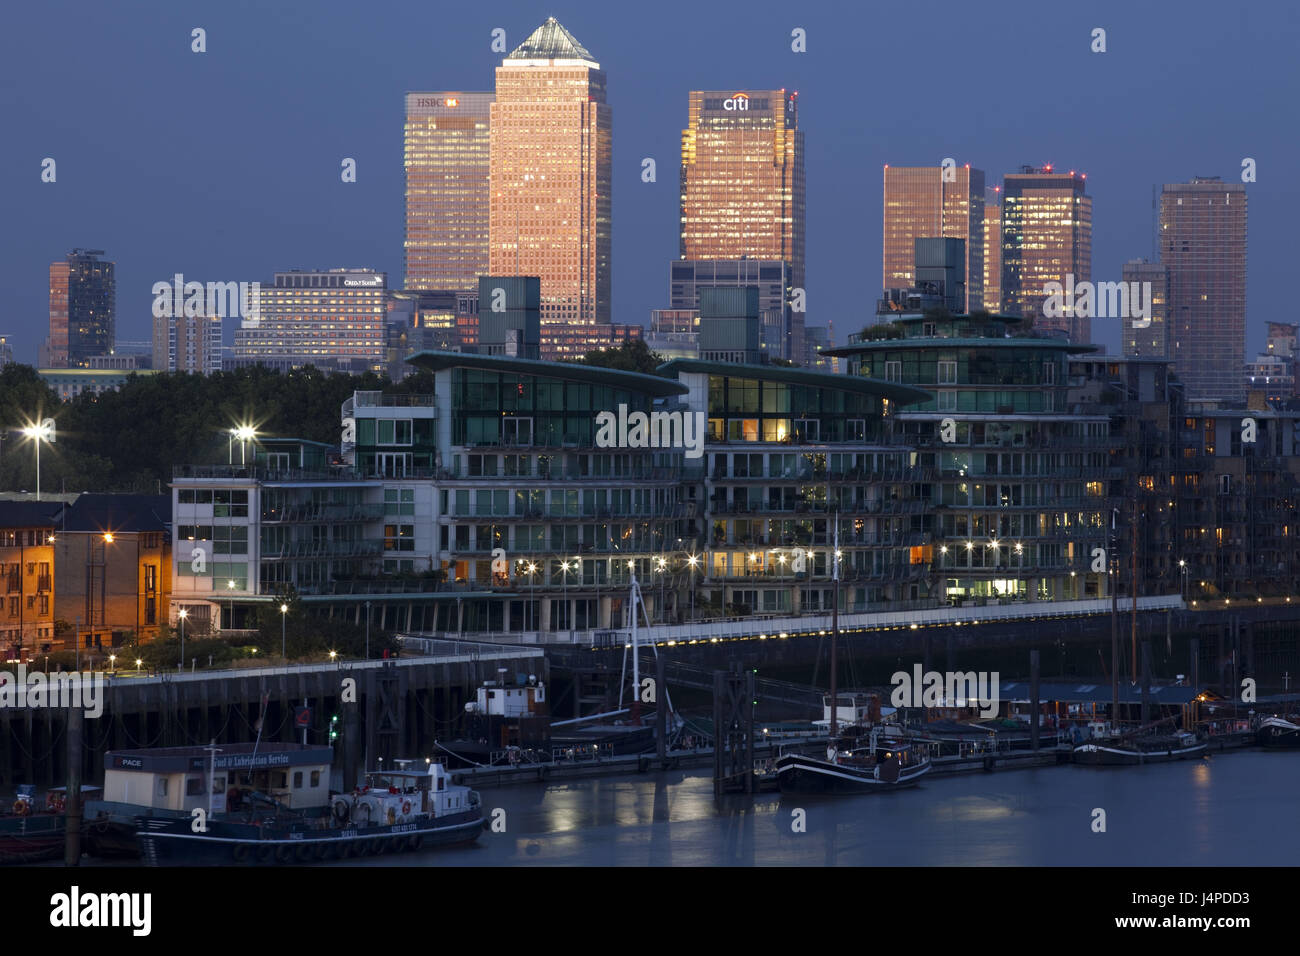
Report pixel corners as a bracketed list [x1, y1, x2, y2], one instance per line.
[506, 17, 596, 64]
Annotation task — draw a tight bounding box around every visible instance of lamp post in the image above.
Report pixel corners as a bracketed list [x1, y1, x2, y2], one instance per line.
[226, 579, 236, 631]
[1179, 559, 1188, 602]
[229, 425, 256, 466]
[364, 600, 372, 659]
[686, 553, 699, 623]
[280, 603, 288, 663]
[21, 419, 55, 502]
[177, 608, 187, 670]
[526, 563, 538, 631]
[560, 560, 573, 631]
[655, 557, 667, 623]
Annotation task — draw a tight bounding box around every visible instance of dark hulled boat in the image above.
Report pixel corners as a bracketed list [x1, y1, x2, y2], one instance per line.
[1072, 730, 1206, 766]
[0, 785, 101, 864]
[1257, 717, 1300, 749]
[776, 729, 931, 794]
[137, 761, 482, 866]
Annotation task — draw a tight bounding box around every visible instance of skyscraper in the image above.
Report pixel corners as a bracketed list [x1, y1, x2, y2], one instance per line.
[882, 165, 984, 314]
[489, 18, 611, 329]
[404, 91, 493, 292]
[1000, 165, 1092, 342]
[1120, 259, 1169, 361]
[1160, 177, 1247, 403]
[680, 90, 805, 286]
[982, 185, 1001, 312]
[45, 248, 115, 368]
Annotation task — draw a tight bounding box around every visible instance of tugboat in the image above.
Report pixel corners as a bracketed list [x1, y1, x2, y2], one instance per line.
[776, 726, 931, 793]
[436, 670, 550, 767]
[1257, 716, 1300, 749]
[137, 757, 483, 865]
[1072, 729, 1206, 766]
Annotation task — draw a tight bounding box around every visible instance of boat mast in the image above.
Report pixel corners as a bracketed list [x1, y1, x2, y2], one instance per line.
[1131, 487, 1138, 683]
[1111, 507, 1119, 729]
[630, 572, 641, 722]
[830, 514, 840, 739]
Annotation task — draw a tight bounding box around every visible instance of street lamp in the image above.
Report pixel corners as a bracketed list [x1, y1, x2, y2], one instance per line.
[1179, 559, 1188, 601]
[226, 579, 236, 631]
[687, 553, 699, 623]
[280, 603, 289, 663]
[20, 419, 55, 501]
[559, 560, 573, 630]
[364, 600, 372, 659]
[526, 562, 538, 631]
[108, 654, 116, 674]
[229, 425, 256, 465]
[177, 608, 188, 669]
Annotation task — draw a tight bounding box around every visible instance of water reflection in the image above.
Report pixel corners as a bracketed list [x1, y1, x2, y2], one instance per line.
[338, 753, 1300, 866]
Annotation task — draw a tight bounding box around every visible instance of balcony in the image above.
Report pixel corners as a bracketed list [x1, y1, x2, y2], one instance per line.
[352, 391, 436, 408]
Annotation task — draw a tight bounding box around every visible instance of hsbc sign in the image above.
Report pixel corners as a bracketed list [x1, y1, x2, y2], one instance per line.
[723, 93, 750, 111]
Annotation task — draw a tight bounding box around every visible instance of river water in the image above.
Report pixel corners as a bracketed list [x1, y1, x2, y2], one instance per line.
[340, 750, 1299, 866]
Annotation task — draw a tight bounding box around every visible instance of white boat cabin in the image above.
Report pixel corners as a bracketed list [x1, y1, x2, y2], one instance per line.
[343, 760, 476, 824]
[103, 743, 333, 814]
[814, 692, 893, 730]
[466, 670, 545, 719]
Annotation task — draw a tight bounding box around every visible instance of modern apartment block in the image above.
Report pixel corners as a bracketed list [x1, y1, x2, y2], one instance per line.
[153, 313, 223, 374]
[680, 91, 805, 353]
[232, 269, 387, 373]
[1161, 177, 1248, 404]
[882, 165, 984, 315]
[1001, 166, 1092, 342]
[45, 249, 116, 368]
[403, 92, 494, 293]
[829, 312, 1111, 604]
[1120, 259, 1170, 361]
[489, 18, 611, 331]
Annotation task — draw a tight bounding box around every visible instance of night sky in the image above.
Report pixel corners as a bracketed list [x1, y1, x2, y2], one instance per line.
[1, 0, 1294, 364]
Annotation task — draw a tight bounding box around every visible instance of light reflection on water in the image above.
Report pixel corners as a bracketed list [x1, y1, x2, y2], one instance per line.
[338, 751, 1300, 866]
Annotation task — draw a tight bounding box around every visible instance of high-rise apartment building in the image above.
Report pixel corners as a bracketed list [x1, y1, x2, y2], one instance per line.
[404, 92, 493, 292]
[680, 90, 805, 310]
[153, 314, 223, 374]
[488, 18, 611, 330]
[882, 165, 984, 314]
[1120, 259, 1169, 361]
[982, 186, 1001, 312]
[232, 270, 386, 372]
[1160, 177, 1247, 403]
[1001, 166, 1092, 342]
[45, 249, 115, 368]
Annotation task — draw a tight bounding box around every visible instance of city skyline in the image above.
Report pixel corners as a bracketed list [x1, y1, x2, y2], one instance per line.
[2, 2, 1293, 383]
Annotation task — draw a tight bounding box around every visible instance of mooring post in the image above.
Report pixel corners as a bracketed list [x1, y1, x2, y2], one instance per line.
[1190, 636, 1200, 693]
[656, 652, 666, 762]
[1141, 641, 1152, 727]
[64, 701, 82, 866]
[1029, 649, 1040, 751]
[712, 670, 724, 799]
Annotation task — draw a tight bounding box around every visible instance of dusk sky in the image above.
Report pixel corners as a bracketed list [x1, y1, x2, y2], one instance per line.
[1, 0, 1294, 364]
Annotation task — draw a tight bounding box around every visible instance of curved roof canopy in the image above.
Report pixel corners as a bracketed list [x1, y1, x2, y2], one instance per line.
[408, 351, 689, 398]
[657, 359, 931, 406]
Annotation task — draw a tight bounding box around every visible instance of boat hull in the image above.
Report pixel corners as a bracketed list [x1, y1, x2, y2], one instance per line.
[1072, 741, 1207, 766]
[775, 753, 930, 794]
[136, 810, 484, 866]
[1257, 723, 1300, 749]
[0, 815, 65, 864]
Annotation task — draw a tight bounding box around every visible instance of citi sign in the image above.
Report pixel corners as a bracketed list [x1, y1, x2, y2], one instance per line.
[723, 93, 750, 111]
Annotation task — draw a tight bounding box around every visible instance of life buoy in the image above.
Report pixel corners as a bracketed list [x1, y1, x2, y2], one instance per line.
[47, 793, 65, 813]
[12, 800, 29, 816]
[402, 800, 412, 815]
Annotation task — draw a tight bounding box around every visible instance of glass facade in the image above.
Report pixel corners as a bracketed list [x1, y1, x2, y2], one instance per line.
[47, 249, 115, 368]
[680, 91, 805, 300]
[489, 19, 611, 328]
[403, 92, 494, 293]
[882, 166, 984, 314]
[1000, 166, 1092, 342]
[1161, 178, 1247, 403]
